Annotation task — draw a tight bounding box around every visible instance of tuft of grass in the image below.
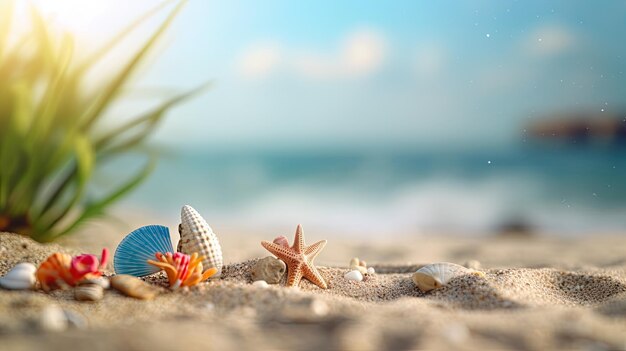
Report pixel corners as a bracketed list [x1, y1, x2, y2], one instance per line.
[0, 0, 207, 242]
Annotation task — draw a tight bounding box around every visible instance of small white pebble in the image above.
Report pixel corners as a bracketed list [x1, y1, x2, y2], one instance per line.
[367, 267, 375, 275]
[441, 322, 469, 345]
[252, 280, 269, 288]
[202, 302, 215, 311]
[312, 300, 329, 316]
[64, 310, 87, 329]
[344, 270, 363, 282]
[39, 305, 68, 332]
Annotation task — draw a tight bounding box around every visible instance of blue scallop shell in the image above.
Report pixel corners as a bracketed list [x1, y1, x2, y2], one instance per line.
[114, 225, 174, 277]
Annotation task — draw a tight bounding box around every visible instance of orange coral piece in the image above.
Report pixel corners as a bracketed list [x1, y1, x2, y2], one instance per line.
[147, 252, 217, 289]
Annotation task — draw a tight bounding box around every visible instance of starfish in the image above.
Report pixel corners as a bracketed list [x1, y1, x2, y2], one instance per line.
[261, 224, 328, 289]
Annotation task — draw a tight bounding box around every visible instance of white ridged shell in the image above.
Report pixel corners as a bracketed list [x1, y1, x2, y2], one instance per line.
[412, 262, 476, 292]
[0, 263, 36, 290]
[178, 205, 223, 278]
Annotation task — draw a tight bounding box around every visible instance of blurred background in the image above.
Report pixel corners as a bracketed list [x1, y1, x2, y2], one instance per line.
[22, 0, 626, 237]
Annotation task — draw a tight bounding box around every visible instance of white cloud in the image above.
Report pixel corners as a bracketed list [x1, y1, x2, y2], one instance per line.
[340, 30, 386, 76]
[236, 29, 387, 80]
[524, 24, 576, 57]
[235, 42, 282, 79]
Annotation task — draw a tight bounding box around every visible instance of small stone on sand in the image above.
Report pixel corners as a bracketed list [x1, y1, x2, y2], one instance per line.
[251, 256, 286, 284]
[110, 275, 157, 300]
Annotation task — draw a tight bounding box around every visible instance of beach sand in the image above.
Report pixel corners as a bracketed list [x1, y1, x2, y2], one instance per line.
[1, 229, 626, 351]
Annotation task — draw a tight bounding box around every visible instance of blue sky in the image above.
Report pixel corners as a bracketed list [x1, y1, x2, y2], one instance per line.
[32, 0, 626, 151]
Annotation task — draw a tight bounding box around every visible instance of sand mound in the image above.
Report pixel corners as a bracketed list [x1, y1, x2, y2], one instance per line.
[486, 268, 626, 307]
[2, 232, 626, 350]
[218, 259, 626, 309]
[0, 233, 80, 274]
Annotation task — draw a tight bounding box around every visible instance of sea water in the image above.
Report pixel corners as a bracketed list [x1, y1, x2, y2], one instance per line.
[110, 144, 626, 236]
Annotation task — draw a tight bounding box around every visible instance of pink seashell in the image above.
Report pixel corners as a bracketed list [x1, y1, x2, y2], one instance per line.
[273, 235, 290, 248]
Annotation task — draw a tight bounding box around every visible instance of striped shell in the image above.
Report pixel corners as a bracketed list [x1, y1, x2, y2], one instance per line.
[74, 283, 104, 301]
[412, 262, 478, 292]
[114, 225, 174, 277]
[177, 205, 223, 278]
[36, 253, 73, 291]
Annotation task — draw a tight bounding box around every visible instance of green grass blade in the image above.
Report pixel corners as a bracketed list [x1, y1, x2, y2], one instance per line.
[11, 34, 76, 216]
[28, 5, 56, 71]
[29, 33, 75, 141]
[0, 82, 32, 209]
[0, 36, 31, 83]
[0, 2, 201, 240]
[40, 155, 156, 241]
[80, 0, 187, 130]
[40, 82, 208, 218]
[0, 1, 13, 59]
[35, 164, 77, 218]
[10, 82, 33, 135]
[77, 0, 175, 73]
[0, 128, 19, 210]
[95, 82, 210, 150]
[35, 135, 95, 232]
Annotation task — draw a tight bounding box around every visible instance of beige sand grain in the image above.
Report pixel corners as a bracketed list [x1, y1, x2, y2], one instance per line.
[1, 232, 626, 350]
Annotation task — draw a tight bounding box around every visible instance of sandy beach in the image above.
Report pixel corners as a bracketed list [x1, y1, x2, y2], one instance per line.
[1, 227, 626, 351]
[2, 1, 626, 350]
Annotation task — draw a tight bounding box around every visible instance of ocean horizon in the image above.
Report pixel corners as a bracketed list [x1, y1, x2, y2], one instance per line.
[104, 144, 626, 236]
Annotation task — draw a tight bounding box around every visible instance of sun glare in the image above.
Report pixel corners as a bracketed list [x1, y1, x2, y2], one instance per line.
[28, 0, 158, 44]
